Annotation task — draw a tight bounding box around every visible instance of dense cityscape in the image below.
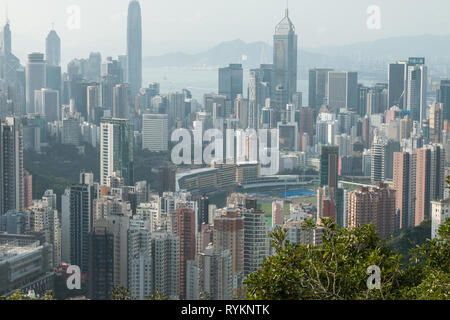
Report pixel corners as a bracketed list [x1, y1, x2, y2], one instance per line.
[0, 1, 449, 303]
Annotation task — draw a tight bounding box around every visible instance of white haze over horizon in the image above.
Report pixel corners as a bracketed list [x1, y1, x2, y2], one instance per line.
[1, 0, 450, 67]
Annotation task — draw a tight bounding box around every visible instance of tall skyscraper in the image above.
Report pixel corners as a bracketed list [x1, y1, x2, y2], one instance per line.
[100, 118, 134, 186]
[1, 20, 12, 56]
[87, 85, 101, 123]
[218, 64, 243, 101]
[0, 21, 21, 84]
[26, 53, 46, 114]
[127, 0, 142, 97]
[309, 68, 334, 112]
[34, 88, 59, 122]
[113, 83, 130, 119]
[327, 71, 358, 112]
[406, 57, 427, 125]
[0, 117, 24, 215]
[319, 145, 339, 190]
[87, 52, 102, 82]
[45, 29, 60, 67]
[273, 8, 298, 112]
[388, 61, 407, 108]
[437, 79, 450, 123]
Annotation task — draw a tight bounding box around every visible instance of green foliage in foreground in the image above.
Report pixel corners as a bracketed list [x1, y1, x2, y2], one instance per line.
[245, 218, 450, 300]
[0, 290, 54, 300]
[387, 219, 431, 264]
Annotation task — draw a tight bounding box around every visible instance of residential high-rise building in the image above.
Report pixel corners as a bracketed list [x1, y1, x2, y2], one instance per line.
[347, 183, 396, 238]
[213, 210, 244, 276]
[393, 151, 416, 229]
[23, 170, 32, 209]
[198, 245, 233, 300]
[128, 218, 152, 300]
[88, 222, 114, 300]
[218, 64, 243, 101]
[370, 137, 400, 183]
[1, 117, 23, 215]
[327, 71, 358, 112]
[69, 172, 98, 273]
[127, 0, 142, 97]
[30, 194, 61, 268]
[273, 8, 298, 112]
[415, 145, 445, 226]
[26, 53, 46, 114]
[100, 118, 134, 186]
[142, 114, 168, 152]
[150, 231, 179, 299]
[415, 148, 432, 226]
[429, 102, 443, 143]
[272, 201, 283, 227]
[197, 196, 209, 232]
[175, 207, 196, 299]
[431, 199, 450, 239]
[242, 209, 269, 278]
[45, 29, 60, 67]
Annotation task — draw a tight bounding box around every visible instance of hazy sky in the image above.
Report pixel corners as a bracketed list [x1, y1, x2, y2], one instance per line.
[3, 0, 450, 65]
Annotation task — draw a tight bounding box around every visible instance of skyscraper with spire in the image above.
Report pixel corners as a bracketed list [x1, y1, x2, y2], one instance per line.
[46, 28, 61, 67]
[127, 0, 142, 97]
[273, 7, 298, 114]
[0, 18, 20, 84]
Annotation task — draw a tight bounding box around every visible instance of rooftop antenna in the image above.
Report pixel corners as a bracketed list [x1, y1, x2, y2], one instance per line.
[51, 22, 55, 30]
[286, 0, 289, 17]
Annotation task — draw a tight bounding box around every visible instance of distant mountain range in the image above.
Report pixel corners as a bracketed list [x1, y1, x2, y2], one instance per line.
[143, 35, 450, 78]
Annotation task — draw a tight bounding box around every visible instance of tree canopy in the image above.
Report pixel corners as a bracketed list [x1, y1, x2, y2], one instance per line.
[245, 218, 450, 300]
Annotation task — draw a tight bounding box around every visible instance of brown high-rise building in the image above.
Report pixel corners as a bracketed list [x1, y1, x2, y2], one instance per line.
[429, 103, 443, 144]
[347, 183, 396, 238]
[23, 170, 33, 209]
[415, 145, 445, 226]
[175, 207, 196, 300]
[213, 210, 244, 275]
[415, 148, 431, 226]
